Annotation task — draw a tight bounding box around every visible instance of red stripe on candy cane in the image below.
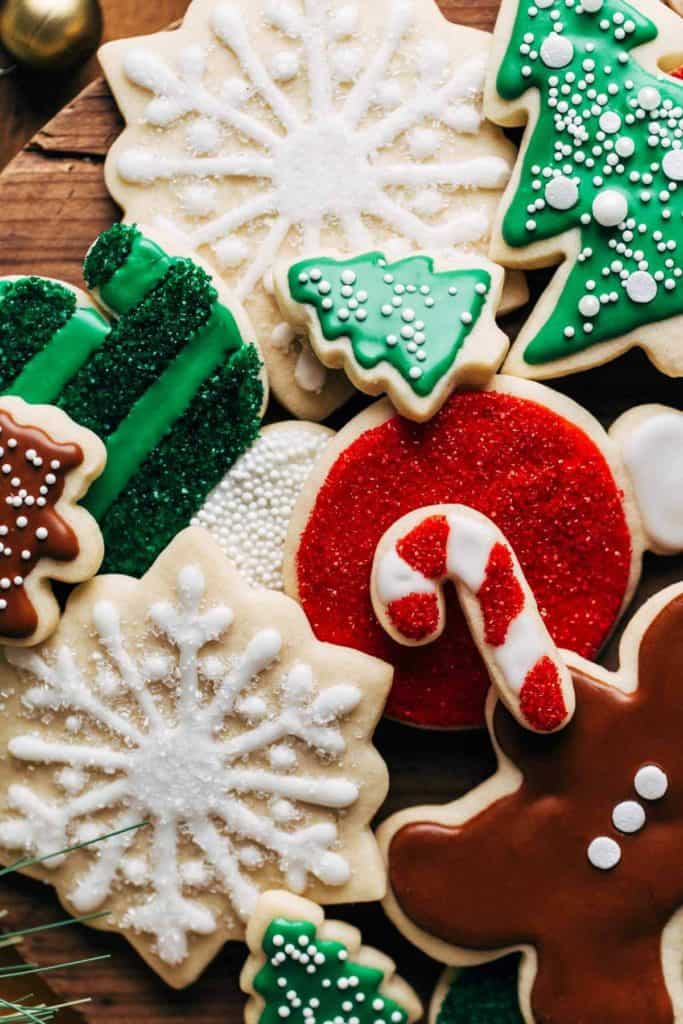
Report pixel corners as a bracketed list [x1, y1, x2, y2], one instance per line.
[370, 505, 575, 733]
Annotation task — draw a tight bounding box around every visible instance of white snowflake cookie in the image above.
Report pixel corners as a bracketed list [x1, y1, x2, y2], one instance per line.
[99, 0, 521, 420]
[0, 528, 391, 987]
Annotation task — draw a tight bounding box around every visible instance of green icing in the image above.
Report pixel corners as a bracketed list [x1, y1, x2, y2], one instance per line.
[288, 253, 491, 398]
[436, 959, 523, 1024]
[0, 225, 264, 576]
[496, 0, 683, 365]
[254, 917, 410, 1024]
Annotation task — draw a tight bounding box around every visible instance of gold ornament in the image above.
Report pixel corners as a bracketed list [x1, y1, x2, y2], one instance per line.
[0, 0, 102, 72]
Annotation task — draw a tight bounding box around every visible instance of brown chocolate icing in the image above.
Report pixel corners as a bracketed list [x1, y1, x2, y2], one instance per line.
[0, 409, 82, 638]
[389, 595, 683, 1024]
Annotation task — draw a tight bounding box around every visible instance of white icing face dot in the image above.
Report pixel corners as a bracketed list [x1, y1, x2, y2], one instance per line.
[587, 836, 621, 870]
[662, 149, 683, 183]
[592, 189, 628, 227]
[599, 111, 621, 135]
[612, 800, 645, 834]
[637, 86, 660, 112]
[540, 32, 574, 69]
[626, 270, 657, 304]
[579, 294, 600, 317]
[545, 174, 579, 210]
[634, 765, 668, 801]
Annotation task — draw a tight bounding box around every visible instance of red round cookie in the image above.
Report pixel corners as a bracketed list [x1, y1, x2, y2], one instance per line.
[287, 378, 639, 729]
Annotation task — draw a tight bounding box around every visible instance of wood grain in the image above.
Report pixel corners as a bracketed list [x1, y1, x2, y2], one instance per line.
[0, 1, 681, 1023]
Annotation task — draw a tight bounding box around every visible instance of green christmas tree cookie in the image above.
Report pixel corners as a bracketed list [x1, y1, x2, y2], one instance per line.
[241, 893, 422, 1024]
[0, 225, 267, 575]
[486, 0, 683, 380]
[430, 962, 524, 1024]
[275, 252, 507, 422]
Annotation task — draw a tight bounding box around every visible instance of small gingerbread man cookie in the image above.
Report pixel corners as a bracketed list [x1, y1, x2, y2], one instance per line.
[485, 0, 683, 380]
[0, 528, 391, 986]
[380, 579, 683, 1023]
[241, 892, 422, 1024]
[275, 251, 507, 421]
[0, 396, 105, 646]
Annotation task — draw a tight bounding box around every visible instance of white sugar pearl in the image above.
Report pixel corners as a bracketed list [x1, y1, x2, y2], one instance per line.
[587, 836, 621, 870]
[545, 174, 579, 210]
[579, 294, 600, 317]
[612, 800, 645, 833]
[626, 270, 657, 304]
[341, 270, 356, 285]
[599, 111, 621, 134]
[616, 137, 635, 158]
[35, 527, 48, 540]
[592, 189, 628, 227]
[540, 33, 574, 69]
[663, 149, 683, 182]
[634, 765, 668, 800]
[582, 0, 603, 10]
[638, 86, 660, 111]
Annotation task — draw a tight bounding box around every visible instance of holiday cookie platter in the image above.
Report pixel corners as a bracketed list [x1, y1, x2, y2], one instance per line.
[0, 0, 683, 1022]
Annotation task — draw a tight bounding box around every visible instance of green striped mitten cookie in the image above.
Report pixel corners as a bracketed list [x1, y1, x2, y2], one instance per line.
[0, 225, 267, 575]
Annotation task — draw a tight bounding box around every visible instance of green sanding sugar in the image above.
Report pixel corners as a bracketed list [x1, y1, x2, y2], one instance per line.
[0, 277, 76, 391]
[99, 342, 264, 576]
[436, 958, 523, 1024]
[84, 222, 139, 288]
[58, 261, 217, 437]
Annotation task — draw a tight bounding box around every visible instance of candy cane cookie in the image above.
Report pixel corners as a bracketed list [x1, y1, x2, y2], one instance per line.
[284, 376, 683, 729]
[371, 505, 575, 733]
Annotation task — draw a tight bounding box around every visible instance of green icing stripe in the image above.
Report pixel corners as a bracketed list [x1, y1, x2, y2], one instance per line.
[98, 232, 174, 316]
[289, 252, 491, 398]
[6, 305, 110, 403]
[84, 302, 244, 519]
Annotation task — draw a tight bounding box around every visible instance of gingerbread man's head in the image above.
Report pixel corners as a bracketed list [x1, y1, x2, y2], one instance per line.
[380, 583, 683, 1024]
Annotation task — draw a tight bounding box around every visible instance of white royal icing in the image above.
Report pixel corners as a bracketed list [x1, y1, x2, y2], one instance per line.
[191, 427, 330, 590]
[0, 564, 364, 965]
[634, 764, 668, 801]
[587, 835, 621, 871]
[621, 411, 683, 552]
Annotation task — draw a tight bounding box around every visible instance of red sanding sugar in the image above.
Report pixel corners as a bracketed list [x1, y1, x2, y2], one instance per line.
[479, 543, 525, 647]
[519, 656, 567, 733]
[397, 515, 449, 579]
[295, 390, 632, 729]
[388, 592, 440, 641]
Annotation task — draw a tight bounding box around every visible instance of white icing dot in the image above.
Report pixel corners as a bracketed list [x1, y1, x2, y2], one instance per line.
[599, 111, 621, 134]
[271, 50, 300, 82]
[615, 137, 635, 158]
[213, 237, 248, 268]
[35, 527, 48, 541]
[587, 836, 621, 870]
[579, 294, 600, 317]
[592, 188, 628, 227]
[545, 174, 579, 210]
[634, 765, 668, 800]
[662, 149, 683, 182]
[341, 270, 357, 285]
[626, 270, 657, 304]
[612, 800, 645, 834]
[540, 33, 574, 69]
[638, 86, 660, 111]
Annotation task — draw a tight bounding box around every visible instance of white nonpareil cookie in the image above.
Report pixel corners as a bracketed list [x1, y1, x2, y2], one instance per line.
[192, 421, 333, 590]
[99, 0, 521, 420]
[0, 528, 391, 987]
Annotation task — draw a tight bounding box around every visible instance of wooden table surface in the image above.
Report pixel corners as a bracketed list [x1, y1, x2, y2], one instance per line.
[0, 1, 682, 1022]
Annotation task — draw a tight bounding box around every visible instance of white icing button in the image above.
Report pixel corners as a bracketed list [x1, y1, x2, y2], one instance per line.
[540, 32, 574, 69]
[615, 137, 635, 158]
[662, 149, 683, 183]
[579, 294, 600, 317]
[588, 836, 622, 870]
[634, 765, 668, 801]
[545, 175, 579, 210]
[638, 86, 660, 111]
[626, 270, 657, 304]
[592, 189, 628, 227]
[599, 111, 621, 135]
[612, 800, 645, 834]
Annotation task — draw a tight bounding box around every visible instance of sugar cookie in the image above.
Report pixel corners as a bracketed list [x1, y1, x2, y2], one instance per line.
[0, 528, 391, 986]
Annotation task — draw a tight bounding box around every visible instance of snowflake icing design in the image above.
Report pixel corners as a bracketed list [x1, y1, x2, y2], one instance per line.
[103, 0, 513, 396]
[0, 530, 389, 980]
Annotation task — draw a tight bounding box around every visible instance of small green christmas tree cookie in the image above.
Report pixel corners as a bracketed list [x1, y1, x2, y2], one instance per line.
[0, 225, 267, 575]
[275, 252, 507, 422]
[485, 0, 683, 381]
[241, 892, 422, 1024]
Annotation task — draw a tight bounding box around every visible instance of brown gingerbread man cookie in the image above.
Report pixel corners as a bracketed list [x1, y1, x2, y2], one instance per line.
[379, 580, 683, 1023]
